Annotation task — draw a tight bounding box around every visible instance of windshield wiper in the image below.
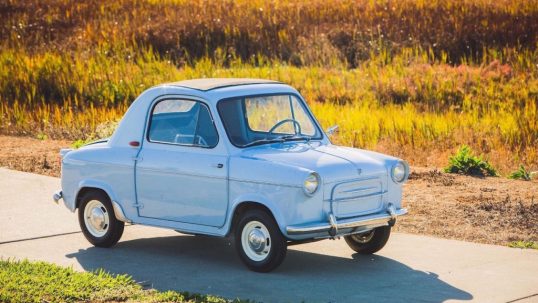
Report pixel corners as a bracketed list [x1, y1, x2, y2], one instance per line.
[279, 134, 312, 142]
[240, 138, 285, 148]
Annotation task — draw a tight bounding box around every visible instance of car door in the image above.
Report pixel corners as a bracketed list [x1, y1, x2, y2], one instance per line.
[135, 98, 228, 227]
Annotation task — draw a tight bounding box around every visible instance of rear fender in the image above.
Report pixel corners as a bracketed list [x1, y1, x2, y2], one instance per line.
[75, 179, 119, 209]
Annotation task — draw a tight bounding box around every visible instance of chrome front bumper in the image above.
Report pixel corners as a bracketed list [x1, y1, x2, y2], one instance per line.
[286, 203, 407, 237]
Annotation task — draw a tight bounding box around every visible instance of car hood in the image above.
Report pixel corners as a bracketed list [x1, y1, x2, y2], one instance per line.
[238, 142, 395, 183]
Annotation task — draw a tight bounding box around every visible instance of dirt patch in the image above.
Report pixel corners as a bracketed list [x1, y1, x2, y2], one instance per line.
[0, 135, 70, 177]
[0, 135, 536, 246]
[396, 167, 538, 245]
[459, 194, 538, 235]
[408, 168, 461, 186]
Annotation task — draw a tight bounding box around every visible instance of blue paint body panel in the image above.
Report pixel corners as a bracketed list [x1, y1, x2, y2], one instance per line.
[59, 79, 408, 241]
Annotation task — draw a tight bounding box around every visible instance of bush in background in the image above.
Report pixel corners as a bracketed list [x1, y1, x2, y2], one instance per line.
[508, 165, 536, 181]
[444, 145, 498, 177]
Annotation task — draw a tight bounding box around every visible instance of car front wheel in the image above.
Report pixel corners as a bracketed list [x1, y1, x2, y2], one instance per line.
[234, 209, 287, 272]
[344, 226, 391, 254]
[78, 190, 124, 247]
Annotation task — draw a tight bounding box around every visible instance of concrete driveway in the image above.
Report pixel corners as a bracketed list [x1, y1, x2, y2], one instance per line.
[0, 167, 537, 303]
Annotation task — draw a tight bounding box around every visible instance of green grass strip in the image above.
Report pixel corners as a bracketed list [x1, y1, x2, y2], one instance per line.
[0, 259, 252, 303]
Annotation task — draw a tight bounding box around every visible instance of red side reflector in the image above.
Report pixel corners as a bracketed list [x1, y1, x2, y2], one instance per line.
[129, 141, 140, 147]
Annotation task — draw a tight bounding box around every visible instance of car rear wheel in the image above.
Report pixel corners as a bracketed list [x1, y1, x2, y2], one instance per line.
[78, 190, 124, 247]
[344, 226, 391, 254]
[235, 209, 287, 272]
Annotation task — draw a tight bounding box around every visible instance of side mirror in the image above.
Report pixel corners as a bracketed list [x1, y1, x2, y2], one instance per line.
[326, 125, 339, 136]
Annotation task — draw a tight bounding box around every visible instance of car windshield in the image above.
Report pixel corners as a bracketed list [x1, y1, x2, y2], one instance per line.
[218, 94, 322, 147]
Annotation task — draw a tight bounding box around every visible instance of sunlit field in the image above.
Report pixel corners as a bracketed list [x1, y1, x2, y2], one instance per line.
[1, 0, 537, 172]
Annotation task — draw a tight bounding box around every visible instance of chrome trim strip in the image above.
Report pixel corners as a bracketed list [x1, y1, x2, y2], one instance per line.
[326, 175, 383, 185]
[137, 167, 228, 180]
[331, 190, 387, 202]
[338, 185, 377, 194]
[112, 201, 132, 223]
[286, 205, 407, 236]
[228, 177, 302, 188]
[329, 176, 385, 216]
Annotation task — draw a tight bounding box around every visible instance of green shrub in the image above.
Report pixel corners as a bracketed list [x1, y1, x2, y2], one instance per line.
[35, 133, 47, 141]
[508, 241, 538, 249]
[444, 145, 498, 176]
[508, 165, 535, 181]
[71, 120, 119, 149]
[70, 139, 91, 149]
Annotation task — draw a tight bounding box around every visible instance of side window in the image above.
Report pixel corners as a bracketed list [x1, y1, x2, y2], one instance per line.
[148, 99, 218, 148]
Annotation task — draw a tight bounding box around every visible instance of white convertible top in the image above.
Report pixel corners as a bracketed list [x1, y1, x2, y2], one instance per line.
[165, 78, 281, 91]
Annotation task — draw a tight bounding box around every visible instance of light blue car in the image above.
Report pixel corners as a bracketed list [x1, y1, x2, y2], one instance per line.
[53, 78, 409, 272]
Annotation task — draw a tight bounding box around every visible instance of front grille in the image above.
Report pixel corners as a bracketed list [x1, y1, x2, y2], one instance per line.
[330, 176, 386, 219]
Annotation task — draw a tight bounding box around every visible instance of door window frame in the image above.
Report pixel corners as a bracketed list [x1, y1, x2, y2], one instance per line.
[145, 97, 220, 149]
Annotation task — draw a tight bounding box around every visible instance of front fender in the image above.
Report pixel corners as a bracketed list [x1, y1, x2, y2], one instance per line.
[225, 192, 288, 236]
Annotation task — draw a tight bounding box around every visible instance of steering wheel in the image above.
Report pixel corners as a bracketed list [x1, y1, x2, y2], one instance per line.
[267, 119, 302, 136]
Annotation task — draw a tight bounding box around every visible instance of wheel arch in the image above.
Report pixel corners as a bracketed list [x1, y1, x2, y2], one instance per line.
[226, 195, 287, 237]
[75, 180, 117, 209]
[74, 180, 131, 223]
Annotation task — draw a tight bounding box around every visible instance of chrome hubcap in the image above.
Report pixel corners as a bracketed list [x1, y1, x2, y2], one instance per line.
[84, 200, 109, 237]
[241, 221, 271, 262]
[90, 207, 106, 229]
[248, 228, 266, 253]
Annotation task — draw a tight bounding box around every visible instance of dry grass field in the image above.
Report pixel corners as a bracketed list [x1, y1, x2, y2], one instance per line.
[0, 0, 537, 246]
[1, 0, 537, 174]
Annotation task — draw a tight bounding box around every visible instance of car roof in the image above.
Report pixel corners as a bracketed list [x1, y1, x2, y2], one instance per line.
[109, 79, 309, 148]
[164, 78, 282, 91]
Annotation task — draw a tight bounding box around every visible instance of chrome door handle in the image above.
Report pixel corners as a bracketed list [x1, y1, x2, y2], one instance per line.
[212, 163, 224, 168]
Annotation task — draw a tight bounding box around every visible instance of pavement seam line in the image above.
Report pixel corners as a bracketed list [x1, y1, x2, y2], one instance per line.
[0, 231, 82, 245]
[0, 224, 133, 245]
[506, 293, 538, 303]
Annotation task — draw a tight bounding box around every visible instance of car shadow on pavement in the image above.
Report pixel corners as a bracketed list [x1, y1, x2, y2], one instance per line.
[66, 234, 473, 303]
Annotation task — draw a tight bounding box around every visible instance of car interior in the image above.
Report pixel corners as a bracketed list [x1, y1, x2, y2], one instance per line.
[148, 100, 218, 147]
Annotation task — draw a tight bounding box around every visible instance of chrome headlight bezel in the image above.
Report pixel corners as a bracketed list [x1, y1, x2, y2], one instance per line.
[391, 161, 409, 183]
[303, 172, 320, 196]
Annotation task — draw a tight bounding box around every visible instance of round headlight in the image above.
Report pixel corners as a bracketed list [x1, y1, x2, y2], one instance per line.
[303, 172, 320, 195]
[391, 161, 409, 183]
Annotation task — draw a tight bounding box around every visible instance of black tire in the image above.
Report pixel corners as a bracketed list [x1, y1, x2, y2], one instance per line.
[78, 190, 124, 248]
[344, 226, 391, 254]
[234, 209, 287, 272]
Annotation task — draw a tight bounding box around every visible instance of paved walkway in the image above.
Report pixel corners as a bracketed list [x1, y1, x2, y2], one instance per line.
[0, 168, 537, 302]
